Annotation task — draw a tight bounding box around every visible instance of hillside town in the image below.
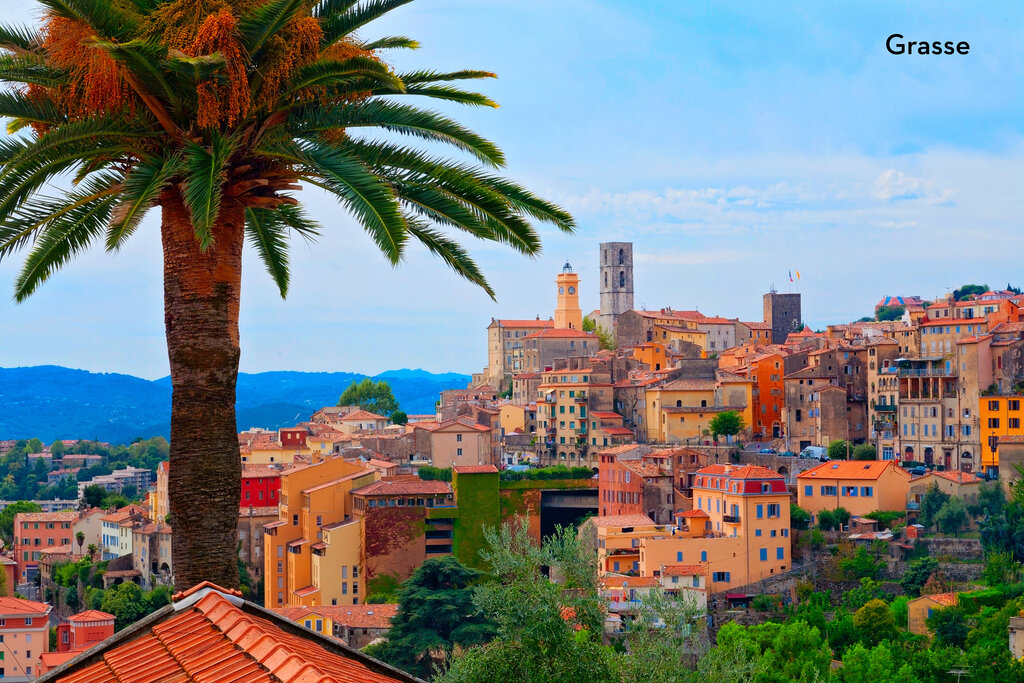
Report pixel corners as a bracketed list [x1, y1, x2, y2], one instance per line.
[0, 241, 1023, 680]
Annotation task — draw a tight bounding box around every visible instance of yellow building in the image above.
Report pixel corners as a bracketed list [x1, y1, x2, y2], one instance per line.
[427, 419, 493, 469]
[632, 343, 670, 372]
[554, 261, 583, 330]
[537, 365, 614, 465]
[797, 460, 911, 521]
[980, 394, 1024, 471]
[653, 324, 708, 351]
[644, 371, 753, 444]
[263, 457, 378, 608]
[907, 592, 958, 636]
[590, 465, 792, 592]
[908, 470, 982, 508]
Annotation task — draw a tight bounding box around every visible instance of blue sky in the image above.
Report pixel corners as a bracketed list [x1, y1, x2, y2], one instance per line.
[2, 1, 1023, 378]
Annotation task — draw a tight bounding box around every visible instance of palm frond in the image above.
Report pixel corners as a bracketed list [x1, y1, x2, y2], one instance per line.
[321, 0, 415, 46]
[92, 39, 177, 108]
[292, 100, 504, 167]
[298, 142, 406, 263]
[374, 84, 497, 108]
[181, 132, 236, 250]
[405, 219, 494, 299]
[288, 56, 404, 94]
[0, 54, 68, 89]
[0, 93, 61, 133]
[164, 53, 226, 81]
[238, 0, 307, 56]
[36, 0, 141, 42]
[106, 153, 181, 251]
[274, 204, 322, 242]
[313, 0, 359, 19]
[244, 207, 291, 297]
[10, 174, 121, 300]
[0, 24, 42, 54]
[358, 36, 419, 51]
[398, 69, 496, 85]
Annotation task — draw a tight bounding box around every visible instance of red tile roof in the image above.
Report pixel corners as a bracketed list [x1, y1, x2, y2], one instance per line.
[930, 470, 982, 485]
[589, 514, 657, 528]
[923, 592, 959, 607]
[352, 480, 453, 497]
[677, 509, 709, 518]
[696, 464, 783, 480]
[453, 465, 499, 474]
[69, 610, 114, 623]
[0, 596, 51, 617]
[602, 427, 636, 436]
[661, 564, 706, 576]
[15, 510, 78, 524]
[590, 411, 623, 420]
[797, 460, 908, 481]
[494, 319, 554, 328]
[523, 328, 597, 339]
[338, 409, 389, 422]
[47, 589, 414, 682]
[601, 576, 659, 588]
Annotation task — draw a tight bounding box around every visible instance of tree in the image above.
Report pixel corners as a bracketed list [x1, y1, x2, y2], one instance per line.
[934, 496, 968, 536]
[81, 485, 108, 510]
[338, 378, 399, 417]
[918, 482, 950, 530]
[709, 411, 745, 442]
[0, 0, 572, 590]
[953, 284, 988, 301]
[368, 556, 496, 679]
[581, 316, 615, 350]
[87, 544, 98, 561]
[926, 606, 968, 648]
[390, 410, 408, 425]
[100, 582, 151, 631]
[899, 557, 939, 597]
[828, 439, 850, 460]
[983, 550, 1022, 586]
[816, 508, 838, 531]
[0, 500, 42, 546]
[49, 440, 67, 458]
[834, 507, 851, 529]
[840, 643, 915, 683]
[875, 305, 905, 322]
[852, 599, 896, 645]
[790, 504, 811, 530]
[75, 531, 85, 555]
[852, 444, 877, 461]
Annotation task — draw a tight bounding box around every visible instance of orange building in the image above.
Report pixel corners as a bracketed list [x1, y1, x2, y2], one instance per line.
[980, 394, 1024, 471]
[797, 460, 911, 520]
[14, 510, 76, 583]
[43, 609, 115, 673]
[632, 343, 670, 372]
[734, 351, 785, 440]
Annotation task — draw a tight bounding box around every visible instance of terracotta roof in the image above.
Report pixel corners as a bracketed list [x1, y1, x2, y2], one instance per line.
[69, 610, 114, 623]
[999, 435, 1024, 444]
[590, 411, 623, 420]
[602, 427, 636, 436]
[922, 592, 959, 607]
[797, 460, 908, 481]
[523, 328, 597, 339]
[352, 480, 453, 497]
[0, 596, 51, 617]
[661, 564, 706, 576]
[44, 587, 415, 682]
[602, 576, 659, 588]
[311, 604, 398, 630]
[453, 465, 499, 474]
[337, 409, 389, 422]
[242, 465, 283, 479]
[659, 379, 716, 391]
[589, 514, 657, 528]
[677, 509, 709, 518]
[432, 418, 490, 433]
[100, 505, 147, 524]
[930, 470, 982, 485]
[15, 510, 78, 523]
[695, 465, 783, 480]
[494, 319, 554, 328]
[294, 586, 320, 598]
[739, 321, 772, 330]
[622, 461, 665, 478]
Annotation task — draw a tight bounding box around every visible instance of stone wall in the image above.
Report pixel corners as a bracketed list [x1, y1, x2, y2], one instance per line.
[923, 537, 984, 559]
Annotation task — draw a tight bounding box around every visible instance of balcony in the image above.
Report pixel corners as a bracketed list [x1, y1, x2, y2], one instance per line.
[898, 367, 955, 378]
[722, 514, 741, 524]
[875, 405, 897, 413]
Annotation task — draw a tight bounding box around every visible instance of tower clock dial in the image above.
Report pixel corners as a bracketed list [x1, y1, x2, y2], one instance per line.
[559, 287, 564, 294]
[568, 286, 576, 294]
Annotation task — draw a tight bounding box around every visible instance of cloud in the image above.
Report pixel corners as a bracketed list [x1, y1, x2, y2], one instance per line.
[635, 249, 750, 266]
[873, 169, 956, 204]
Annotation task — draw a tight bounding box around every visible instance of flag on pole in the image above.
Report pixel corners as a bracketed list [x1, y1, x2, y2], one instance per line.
[789, 270, 793, 283]
[796, 270, 801, 281]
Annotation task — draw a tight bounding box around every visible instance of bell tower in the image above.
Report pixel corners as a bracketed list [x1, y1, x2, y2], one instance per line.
[554, 261, 582, 330]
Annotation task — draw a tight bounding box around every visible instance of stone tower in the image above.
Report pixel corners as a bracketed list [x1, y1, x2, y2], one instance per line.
[554, 261, 582, 330]
[763, 291, 802, 345]
[598, 242, 634, 332]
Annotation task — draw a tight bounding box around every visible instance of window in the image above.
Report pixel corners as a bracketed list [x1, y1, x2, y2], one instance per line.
[989, 400, 1000, 411]
[804, 485, 813, 497]
[712, 571, 730, 583]
[767, 504, 780, 518]
[676, 551, 682, 562]
[821, 486, 837, 496]
[989, 418, 1000, 429]
[456, 434, 462, 442]
[861, 487, 873, 497]
[842, 486, 858, 497]
[777, 547, 785, 560]
[701, 550, 707, 562]
[457, 448, 463, 456]
[1011, 418, 1021, 429]
[756, 505, 763, 519]
[771, 529, 777, 537]
[755, 529, 762, 537]
[1010, 400, 1021, 411]
[759, 548, 768, 561]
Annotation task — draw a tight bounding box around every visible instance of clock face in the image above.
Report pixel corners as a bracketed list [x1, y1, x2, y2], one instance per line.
[559, 287, 564, 294]
[568, 286, 576, 295]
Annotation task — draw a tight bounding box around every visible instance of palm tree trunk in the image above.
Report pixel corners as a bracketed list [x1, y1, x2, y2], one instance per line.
[161, 189, 243, 590]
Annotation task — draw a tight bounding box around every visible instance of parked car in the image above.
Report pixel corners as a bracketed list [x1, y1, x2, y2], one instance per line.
[779, 451, 798, 457]
[758, 448, 778, 454]
[909, 466, 927, 476]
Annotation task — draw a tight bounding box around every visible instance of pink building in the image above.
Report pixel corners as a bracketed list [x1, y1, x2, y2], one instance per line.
[0, 596, 51, 679]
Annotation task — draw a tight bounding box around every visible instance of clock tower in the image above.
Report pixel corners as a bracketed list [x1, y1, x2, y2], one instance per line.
[554, 261, 582, 330]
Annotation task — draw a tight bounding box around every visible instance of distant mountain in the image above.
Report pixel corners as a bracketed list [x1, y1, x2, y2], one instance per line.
[0, 366, 469, 444]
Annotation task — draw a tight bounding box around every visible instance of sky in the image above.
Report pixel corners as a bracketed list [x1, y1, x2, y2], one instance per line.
[1, 1, 1023, 378]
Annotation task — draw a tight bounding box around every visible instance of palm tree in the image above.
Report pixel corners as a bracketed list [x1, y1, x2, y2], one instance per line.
[0, 0, 573, 590]
[87, 544, 98, 562]
[76, 530, 85, 556]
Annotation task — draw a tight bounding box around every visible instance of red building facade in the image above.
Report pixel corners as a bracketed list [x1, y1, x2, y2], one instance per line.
[240, 466, 282, 507]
